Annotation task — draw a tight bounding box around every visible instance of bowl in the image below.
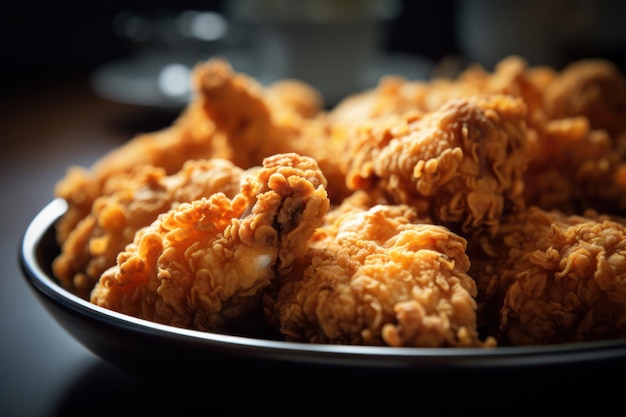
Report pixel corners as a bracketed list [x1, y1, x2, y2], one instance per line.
[19, 198, 626, 408]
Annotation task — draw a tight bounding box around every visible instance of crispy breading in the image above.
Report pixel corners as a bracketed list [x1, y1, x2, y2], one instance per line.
[90, 153, 330, 331]
[522, 113, 626, 215]
[543, 59, 626, 137]
[53, 158, 246, 299]
[193, 59, 351, 203]
[54, 100, 224, 244]
[342, 94, 529, 239]
[331, 56, 626, 219]
[50, 54, 626, 347]
[471, 206, 626, 345]
[264, 191, 496, 347]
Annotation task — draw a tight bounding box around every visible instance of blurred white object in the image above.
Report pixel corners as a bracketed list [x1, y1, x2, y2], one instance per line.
[91, 9, 249, 109]
[91, 2, 434, 109]
[226, 0, 430, 104]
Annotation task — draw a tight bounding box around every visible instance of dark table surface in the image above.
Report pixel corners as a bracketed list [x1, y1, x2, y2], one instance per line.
[2, 76, 626, 417]
[0, 80, 180, 417]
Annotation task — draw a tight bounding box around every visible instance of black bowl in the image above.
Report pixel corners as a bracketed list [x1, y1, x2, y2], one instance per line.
[19, 199, 626, 409]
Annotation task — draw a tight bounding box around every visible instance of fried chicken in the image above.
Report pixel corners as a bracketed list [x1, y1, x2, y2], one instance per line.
[342, 94, 528, 240]
[471, 206, 626, 345]
[49, 53, 626, 348]
[519, 59, 626, 215]
[54, 59, 331, 247]
[522, 113, 626, 215]
[332, 56, 626, 218]
[54, 99, 224, 245]
[193, 59, 351, 202]
[53, 158, 246, 299]
[264, 191, 496, 348]
[329, 55, 546, 124]
[91, 153, 330, 331]
[543, 58, 626, 137]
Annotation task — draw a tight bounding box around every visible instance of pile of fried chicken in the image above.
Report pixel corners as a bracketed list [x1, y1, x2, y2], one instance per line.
[52, 56, 626, 347]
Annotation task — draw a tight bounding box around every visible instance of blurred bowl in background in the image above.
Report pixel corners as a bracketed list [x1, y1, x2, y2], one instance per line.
[91, 1, 434, 110]
[90, 8, 254, 109]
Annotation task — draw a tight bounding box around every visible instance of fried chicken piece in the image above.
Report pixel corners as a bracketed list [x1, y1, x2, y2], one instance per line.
[471, 206, 626, 345]
[329, 55, 547, 124]
[54, 99, 225, 245]
[343, 94, 528, 239]
[519, 59, 626, 216]
[543, 58, 626, 137]
[264, 191, 495, 347]
[53, 158, 246, 299]
[54, 60, 328, 246]
[264, 78, 325, 120]
[91, 153, 330, 331]
[522, 113, 626, 215]
[193, 59, 351, 202]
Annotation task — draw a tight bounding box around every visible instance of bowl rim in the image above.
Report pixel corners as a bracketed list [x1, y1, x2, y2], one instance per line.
[19, 198, 626, 369]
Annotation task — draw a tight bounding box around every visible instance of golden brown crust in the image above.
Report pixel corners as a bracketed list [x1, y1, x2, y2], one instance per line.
[343, 94, 529, 239]
[53, 159, 246, 299]
[50, 55, 626, 346]
[543, 59, 626, 136]
[192, 59, 351, 203]
[472, 206, 626, 345]
[90, 153, 329, 331]
[264, 191, 496, 347]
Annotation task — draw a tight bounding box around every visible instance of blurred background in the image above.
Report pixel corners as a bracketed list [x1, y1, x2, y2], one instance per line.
[3, 0, 626, 110]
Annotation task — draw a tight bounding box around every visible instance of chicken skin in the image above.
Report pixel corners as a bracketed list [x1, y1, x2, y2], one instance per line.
[471, 206, 626, 345]
[91, 153, 330, 331]
[53, 158, 246, 299]
[342, 94, 528, 240]
[264, 191, 496, 348]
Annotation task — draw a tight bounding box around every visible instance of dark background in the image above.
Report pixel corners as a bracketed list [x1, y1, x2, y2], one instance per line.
[3, 0, 626, 99]
[1, 1, 456, 84]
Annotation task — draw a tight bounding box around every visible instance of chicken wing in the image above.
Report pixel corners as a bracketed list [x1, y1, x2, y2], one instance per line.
[90, 153, 330, 331]
[54, 59, 330, 247]
[329, 55, 546, 124]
